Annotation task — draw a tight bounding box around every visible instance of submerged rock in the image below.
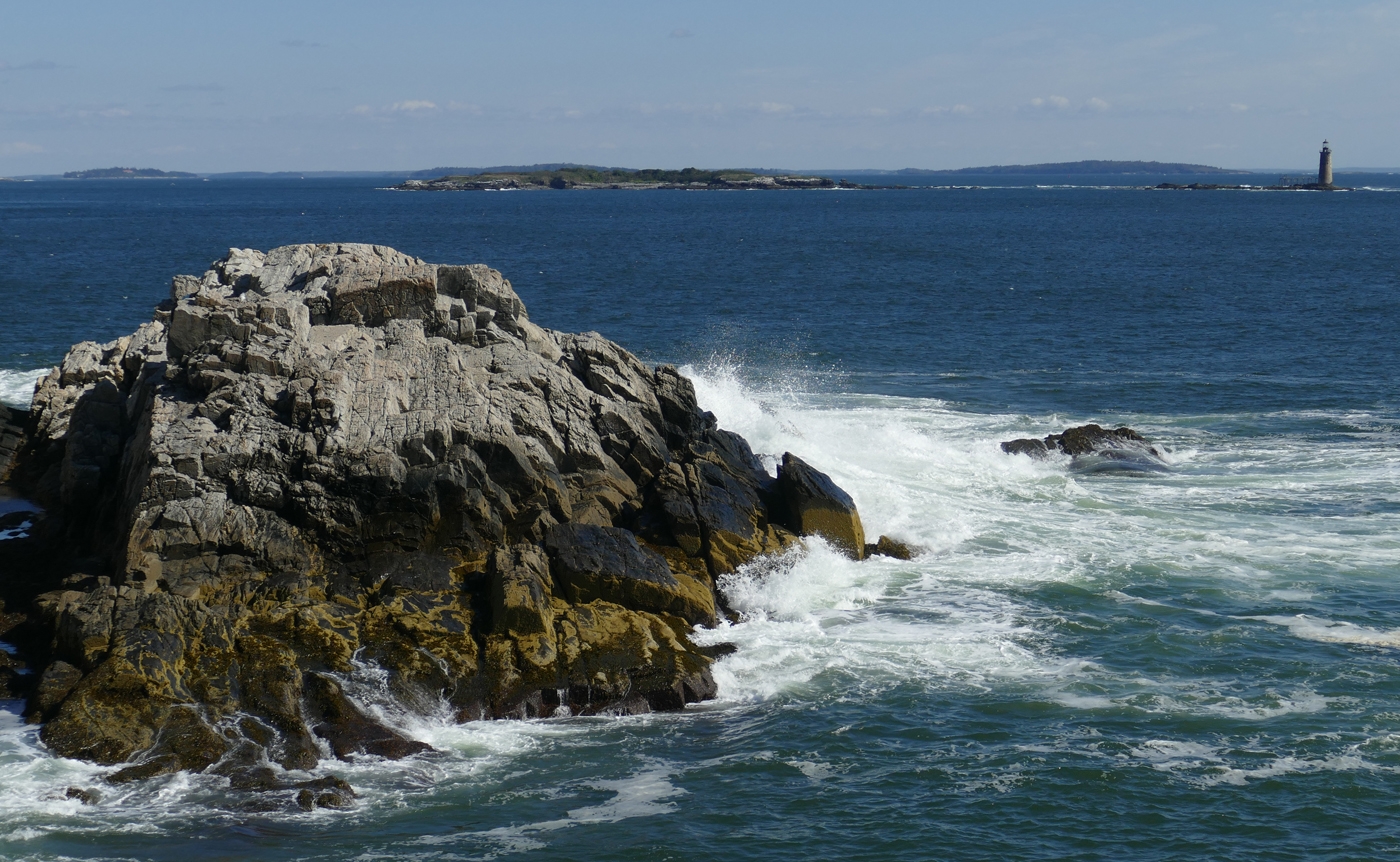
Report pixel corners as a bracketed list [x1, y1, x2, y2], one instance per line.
[1000, 424, 1167, 471]
[64, 786, 100, 805]
[2, 243, 866, 783]
[296, 776, 357, 811]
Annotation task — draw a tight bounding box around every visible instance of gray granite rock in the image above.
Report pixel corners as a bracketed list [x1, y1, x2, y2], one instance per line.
[2, 243, 863, 784]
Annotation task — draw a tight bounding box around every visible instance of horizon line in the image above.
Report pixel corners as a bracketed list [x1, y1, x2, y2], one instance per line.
[8, 165, 1400, 180]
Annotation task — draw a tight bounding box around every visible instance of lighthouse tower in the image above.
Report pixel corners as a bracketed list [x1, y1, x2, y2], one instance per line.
[1318, 140, 1333, 187]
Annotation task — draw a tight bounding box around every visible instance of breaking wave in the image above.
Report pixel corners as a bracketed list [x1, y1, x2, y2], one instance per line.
[2, 358, 1399, 859]
[0, 367, 48, 410]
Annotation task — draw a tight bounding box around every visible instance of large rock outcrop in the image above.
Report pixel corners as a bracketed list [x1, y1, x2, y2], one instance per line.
[1, 243, 867, 787]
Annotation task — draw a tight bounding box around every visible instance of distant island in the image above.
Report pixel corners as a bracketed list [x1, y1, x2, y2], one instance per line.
[404, 163, 620, 179]
[63, 167, 198, 179]
[396, 167, 861, 191]
[896, 160, 1250, 176]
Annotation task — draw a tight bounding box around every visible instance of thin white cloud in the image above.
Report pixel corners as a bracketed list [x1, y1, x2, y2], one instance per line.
[1, 141, 43, 154]
[759, 102, 794, 114]
[1230, 103, 1249, 112]
[918, 104, 974, 117]
[1088, 97, 1110, 111]
[651, 102, 725, 117]
[391, 100, 438, 112]
[669, 28, 693, 38]
[0, 60, 59, 72]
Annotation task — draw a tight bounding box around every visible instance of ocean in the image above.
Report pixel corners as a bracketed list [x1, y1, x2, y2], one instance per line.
[1, 178, 1399, 860]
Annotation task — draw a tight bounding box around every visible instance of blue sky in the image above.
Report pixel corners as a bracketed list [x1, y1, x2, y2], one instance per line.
[2, 1, 1397, 173]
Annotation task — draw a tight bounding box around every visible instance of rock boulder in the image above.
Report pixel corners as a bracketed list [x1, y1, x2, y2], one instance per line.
[771, 452, 866, 558]
[1, 243, 865, 783]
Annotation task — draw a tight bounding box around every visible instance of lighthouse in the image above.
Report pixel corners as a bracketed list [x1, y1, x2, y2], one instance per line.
[1318, 140, 1333, 187]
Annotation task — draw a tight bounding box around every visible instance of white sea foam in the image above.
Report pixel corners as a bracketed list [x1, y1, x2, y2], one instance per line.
[1241, 614, 1400, 647]
[3, 360, 1400, 843]
[412, 761, 684, 853]
[1025, 731, 1395, 790]
[0, 367, 48, 409]
[681, 361, 1400, 718]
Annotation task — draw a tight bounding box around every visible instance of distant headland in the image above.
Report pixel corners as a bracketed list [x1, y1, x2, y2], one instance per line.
[11, 156, 1379, 187]
[894, 160, 1250, 176]
[62, 167, 198, 179]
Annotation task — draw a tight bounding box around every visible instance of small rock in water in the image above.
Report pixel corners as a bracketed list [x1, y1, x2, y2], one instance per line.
[1000, 424, 1166, 470]
[295, 776, 357, 811]
[64, 786, 100, 805]
[864, 535, 914, 560]
[772, 452, 867, 558]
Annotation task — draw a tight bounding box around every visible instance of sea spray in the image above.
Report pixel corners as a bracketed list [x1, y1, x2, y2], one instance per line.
[2, 365, 1399, 860]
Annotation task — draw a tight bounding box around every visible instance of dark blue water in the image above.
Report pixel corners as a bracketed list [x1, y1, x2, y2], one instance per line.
[4, 179, 1398, 415]
[2, 180, 1399, 861]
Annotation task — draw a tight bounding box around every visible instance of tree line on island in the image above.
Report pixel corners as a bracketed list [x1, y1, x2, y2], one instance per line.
[62, 167, 198, 179]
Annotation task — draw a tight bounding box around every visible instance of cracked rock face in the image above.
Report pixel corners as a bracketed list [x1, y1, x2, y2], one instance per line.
[4, 243, 864, 780]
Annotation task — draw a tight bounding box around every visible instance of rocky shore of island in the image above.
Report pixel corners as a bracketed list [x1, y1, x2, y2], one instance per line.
[392, 168, 887, 191]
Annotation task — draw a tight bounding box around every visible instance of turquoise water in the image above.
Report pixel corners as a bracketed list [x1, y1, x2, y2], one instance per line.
[1, 181, 1398, 860]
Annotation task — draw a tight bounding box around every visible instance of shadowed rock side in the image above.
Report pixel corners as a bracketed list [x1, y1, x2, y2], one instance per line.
[0, 243, 869, 789]
[0, 404, 26, 481]
[1001, 424, 1167, 471]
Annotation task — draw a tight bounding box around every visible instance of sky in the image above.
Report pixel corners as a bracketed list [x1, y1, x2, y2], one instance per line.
[2, 0, 1398, 174]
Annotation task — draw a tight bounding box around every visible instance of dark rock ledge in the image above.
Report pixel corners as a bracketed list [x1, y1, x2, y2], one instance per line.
[0, 243, 888, 801]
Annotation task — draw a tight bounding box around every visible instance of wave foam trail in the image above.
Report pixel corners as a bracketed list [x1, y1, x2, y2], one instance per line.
[0, 368, 48, 410]
[411, 762, 684, 855]
[3, 358, 1399, 845]
[680, 360, 1400, 713]
[682, 361, 1093, 703]
[1242, 614, 1400, 647]
[0, 704, 111, 832]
